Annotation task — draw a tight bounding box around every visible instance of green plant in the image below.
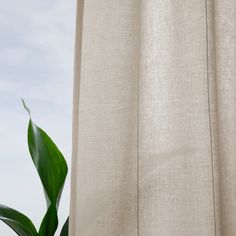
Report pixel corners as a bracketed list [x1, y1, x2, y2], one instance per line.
[0, 100, 69, 236]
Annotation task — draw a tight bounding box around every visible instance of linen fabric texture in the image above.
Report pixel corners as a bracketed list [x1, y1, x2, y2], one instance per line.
[70, 0, 236, 235]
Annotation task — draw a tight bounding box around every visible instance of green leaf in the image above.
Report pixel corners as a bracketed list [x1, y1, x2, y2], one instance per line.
[60, 217, 69, 236]
[38, 205, 58, 236]
[22, 100, 68, 236]
[0, 204, 38, 236]
[27, 119, 68, 208]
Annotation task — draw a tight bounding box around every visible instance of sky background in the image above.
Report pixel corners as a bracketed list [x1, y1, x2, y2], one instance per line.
[0, 0, 76, 235]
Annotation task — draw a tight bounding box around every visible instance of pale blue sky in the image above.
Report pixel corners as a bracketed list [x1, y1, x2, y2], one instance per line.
[0, 0, 76, 235]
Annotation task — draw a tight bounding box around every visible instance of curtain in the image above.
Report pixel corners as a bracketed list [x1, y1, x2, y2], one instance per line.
[70, 0, 236, 235]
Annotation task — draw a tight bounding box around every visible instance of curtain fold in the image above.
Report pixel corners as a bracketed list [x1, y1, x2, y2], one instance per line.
[70, 0, 236, 235]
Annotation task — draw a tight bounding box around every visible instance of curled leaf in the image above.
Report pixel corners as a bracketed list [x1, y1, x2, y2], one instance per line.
[0, 204, 38, 236]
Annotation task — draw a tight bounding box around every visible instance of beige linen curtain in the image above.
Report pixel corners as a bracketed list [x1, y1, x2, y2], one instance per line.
[70, 0, 236, 235]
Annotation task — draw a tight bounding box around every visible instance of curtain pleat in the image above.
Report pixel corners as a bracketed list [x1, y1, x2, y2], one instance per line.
[70, 0, 236, 235]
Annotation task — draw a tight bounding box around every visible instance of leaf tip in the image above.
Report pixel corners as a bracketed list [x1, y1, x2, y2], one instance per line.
[21, 99, 31, 117]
